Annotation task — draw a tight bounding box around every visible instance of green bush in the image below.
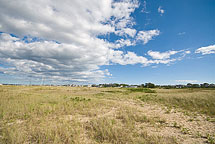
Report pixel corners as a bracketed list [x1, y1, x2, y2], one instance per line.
[128, 88, 156, 93]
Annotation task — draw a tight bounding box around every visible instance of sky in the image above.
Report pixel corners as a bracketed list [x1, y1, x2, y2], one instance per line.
[0, 0, 214, 85]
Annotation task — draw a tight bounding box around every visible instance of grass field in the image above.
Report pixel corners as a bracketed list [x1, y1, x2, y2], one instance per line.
[0, 86, 215, 144]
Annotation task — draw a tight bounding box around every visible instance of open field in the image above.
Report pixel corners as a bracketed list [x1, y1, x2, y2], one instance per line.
[0, 86, 215, 144]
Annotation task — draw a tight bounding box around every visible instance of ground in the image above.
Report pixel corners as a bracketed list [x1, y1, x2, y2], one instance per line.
[0, 86, 214, 144]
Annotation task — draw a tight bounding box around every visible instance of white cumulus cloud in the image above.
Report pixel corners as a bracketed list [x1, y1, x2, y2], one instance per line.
[195, 45, 215, 55]
[147, 50, 178, 60]
[0, 0, 189, 84]
[0, 0, 142, 83]
[108, 50, 148, 65]
[136, 30, 160, 44]
[0, 33, 110, 82]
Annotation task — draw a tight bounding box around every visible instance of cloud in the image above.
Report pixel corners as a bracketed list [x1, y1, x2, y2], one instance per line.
[176, 80, 198, 83]
[0, 33, 111, 83]
[158, 6, 165, 16]
[147, 58, 177, 65]
[147, 50, 191, 62]
[0, 0, 189, 84]
[114, 39, 136, 48]
[0, 0, 139, 42]
[195, 45, 215, 55]
[0, 0, 141, 83]
[147, 50, 178, 60]
[116, 28, 137, 38]
[108, 49, 189, 66]
[0, 32, 166, 83]
[178, 32, 186, 35]
[0, 33, 19, 41]
[108, 50, 148, 65]
[185, 51, 191, 54]
[0, 33, 190, 83]
[141, 1, 150, 14]
[136, 30, 160, 44]
[113, 29, 160, 48]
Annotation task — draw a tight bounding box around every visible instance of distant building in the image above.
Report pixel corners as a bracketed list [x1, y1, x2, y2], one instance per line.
[209, 84, 215, 88]
[176, 85, 183, 88]
[128, 85, 138, 88]
[200, 83, 209, 88]
[99, 85, 103, 88]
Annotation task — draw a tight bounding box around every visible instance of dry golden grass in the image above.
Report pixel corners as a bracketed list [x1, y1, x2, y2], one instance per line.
[0, 86, 214, 144]
[138, 88, 215, 116]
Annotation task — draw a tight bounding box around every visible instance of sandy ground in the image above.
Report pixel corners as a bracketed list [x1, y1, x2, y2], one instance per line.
[65, 99, 215, 144]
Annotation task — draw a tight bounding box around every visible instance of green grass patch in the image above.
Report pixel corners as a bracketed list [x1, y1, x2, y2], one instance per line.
[127, 88, 156, 93]
[102, 90, 122, 93]
[70, 97, 91, 102]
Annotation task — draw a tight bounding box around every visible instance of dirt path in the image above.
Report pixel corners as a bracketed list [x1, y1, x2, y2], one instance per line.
[64, 98, 215, 144]
[116, 99, 215, 144]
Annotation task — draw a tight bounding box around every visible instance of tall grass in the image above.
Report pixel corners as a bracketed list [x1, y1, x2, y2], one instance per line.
[0, 86, 214, 143]
[138, 89, 215, 116]
[86, 108, 177, 144]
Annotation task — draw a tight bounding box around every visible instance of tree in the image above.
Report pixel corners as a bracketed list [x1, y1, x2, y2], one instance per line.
[209, 84, 215, 88]
[201, 83, 209, 88]
[187, 83, 192, 88]
[145, 83, 155, 88]
[192, 84, 200, 88]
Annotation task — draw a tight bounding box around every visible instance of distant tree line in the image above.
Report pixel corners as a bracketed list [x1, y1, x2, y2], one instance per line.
[154, 83, 215, 89]
[91, 82, 215, 88]
[2, 82, 215, 88]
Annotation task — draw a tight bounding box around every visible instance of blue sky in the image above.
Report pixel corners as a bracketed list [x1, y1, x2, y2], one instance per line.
[0, 0, 214, 85]
[103, 0, 215, 85]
